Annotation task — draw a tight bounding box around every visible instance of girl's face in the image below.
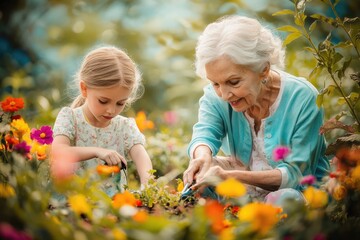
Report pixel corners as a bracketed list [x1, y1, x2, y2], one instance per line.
[81, 82, 132, 127]
[205, 56, 266, 112]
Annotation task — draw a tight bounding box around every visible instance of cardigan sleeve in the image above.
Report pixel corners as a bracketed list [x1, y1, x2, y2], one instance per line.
[187, 85, 227, 157]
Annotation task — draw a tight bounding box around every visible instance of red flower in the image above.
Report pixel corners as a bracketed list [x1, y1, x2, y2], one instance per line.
[1, 97, 24, 112]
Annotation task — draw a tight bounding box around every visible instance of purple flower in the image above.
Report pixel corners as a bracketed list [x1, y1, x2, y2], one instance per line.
[0, 223, 32, 240]
[300, 175, 316, 185]
[272, 146, 291, 162]
[13, 141, 31, 155]
[30, 125, 53, 145]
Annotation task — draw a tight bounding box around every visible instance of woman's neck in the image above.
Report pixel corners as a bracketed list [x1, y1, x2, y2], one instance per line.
[246, 71, 280, 121]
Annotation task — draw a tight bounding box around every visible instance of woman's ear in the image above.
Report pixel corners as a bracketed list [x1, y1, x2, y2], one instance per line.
[260, 62, 271, 78]
[80, 81, 87, 97]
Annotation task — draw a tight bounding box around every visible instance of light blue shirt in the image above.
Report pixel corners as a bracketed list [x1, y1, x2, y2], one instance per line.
[188, 71, 330, 190]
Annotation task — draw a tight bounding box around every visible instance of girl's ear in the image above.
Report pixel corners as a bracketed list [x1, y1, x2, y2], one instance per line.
[80, 81, 87, 97]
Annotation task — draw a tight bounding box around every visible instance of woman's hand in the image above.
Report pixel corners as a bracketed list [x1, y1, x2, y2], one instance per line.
[191, 166, 224, 190]
[183, 155, 212, 186]
[96, 148, 127, 167]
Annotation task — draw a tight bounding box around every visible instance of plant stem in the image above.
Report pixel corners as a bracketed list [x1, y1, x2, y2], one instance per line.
[328, 0, 360, 58]
[301, 24, 360, 129]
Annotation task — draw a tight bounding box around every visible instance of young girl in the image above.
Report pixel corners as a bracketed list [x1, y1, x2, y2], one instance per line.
[51, 46, 153, 197]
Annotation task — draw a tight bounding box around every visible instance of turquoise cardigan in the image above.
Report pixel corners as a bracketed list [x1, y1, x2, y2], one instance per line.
[188, 71, 330, 190]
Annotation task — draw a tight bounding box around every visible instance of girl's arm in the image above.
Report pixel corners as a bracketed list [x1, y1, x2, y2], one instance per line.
[129, 144, 153, 187]
[51, 135, 125, 166]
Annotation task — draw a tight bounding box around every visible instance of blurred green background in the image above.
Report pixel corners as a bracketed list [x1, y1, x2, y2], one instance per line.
[0, 0, 359, 136]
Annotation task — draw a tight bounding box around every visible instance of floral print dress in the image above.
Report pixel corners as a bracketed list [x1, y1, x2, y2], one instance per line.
[53, 107, 145, 197]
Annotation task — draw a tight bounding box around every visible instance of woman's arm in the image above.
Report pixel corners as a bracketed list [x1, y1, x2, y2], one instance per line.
[129, 144, 153, 186]
[194, 167, 282, 192]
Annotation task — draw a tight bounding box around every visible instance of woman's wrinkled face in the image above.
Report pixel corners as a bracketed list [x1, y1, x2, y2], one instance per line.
[205, 55, 265, 112]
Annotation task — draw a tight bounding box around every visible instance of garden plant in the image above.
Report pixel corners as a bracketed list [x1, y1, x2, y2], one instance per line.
[1, 0, 360, 239]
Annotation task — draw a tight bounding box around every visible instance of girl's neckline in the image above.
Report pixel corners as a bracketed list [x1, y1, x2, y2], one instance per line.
[81, 107, 112, 129]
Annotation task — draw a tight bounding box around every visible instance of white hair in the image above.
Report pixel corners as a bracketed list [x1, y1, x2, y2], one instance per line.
[195, 15, 285, 79]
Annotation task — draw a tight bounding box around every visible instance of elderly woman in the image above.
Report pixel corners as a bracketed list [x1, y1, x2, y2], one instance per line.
[183, 15, 330, 204]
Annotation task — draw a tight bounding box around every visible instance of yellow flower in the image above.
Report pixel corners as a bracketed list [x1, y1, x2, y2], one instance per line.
[333, 184, 347, 201]
[303, 186, 328, 208]
[351, 165, 360, 183]
[0, 184, 15, 198]
[215, 178, 246, 198]
[219, 227, 235, 240]
[177, 181, 184, 192]
[238, 202, 282, 235]
[68, 194, 92, 217]
[112, 228, 127, 240]
[11, 118, 30, 139]
[31, 142, 49, 160]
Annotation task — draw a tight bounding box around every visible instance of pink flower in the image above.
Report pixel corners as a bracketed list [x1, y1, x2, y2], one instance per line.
[163, 111, 178, 126]
[300, 175, 316, 185]
[272, 146, 291, 161]
[0, 223, 32, 240]
[30, 125, 53, 145]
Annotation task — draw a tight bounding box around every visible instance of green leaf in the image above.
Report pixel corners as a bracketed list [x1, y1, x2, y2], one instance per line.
[309, 21, 317, 33]
[304, 47, 316, 54]
[283, 32, 302, 46]
[337, 97, 346, 105]
[277, 25, 301, 33]
[309, 66, 323, 81]
[272, 9, 294, 16]
[348, 92, 359, 104]
[316, 93, 324, 108]
[327, 85, 336, 95]
[334, 40, 352, 49]
[295, 13, 306, 27]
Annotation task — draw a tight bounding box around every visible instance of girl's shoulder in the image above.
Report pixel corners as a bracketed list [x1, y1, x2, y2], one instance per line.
[112, 115, 138, 127]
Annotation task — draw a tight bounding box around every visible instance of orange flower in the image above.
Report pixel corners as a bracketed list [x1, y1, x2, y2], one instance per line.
[238, 202, 282, 236]
[1, 96, 24, 112]
[132, 210, 148, 222]
[135, 111, 154, 132]
[96, 165, 120, 176]
[333, 184, 347, 201]
[205, 200, 227, 234]
[112, 191, 137, 209]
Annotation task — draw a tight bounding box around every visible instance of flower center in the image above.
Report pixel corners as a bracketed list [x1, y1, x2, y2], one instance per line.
[10, 101, 16, 106]
[40, 133, 46, 138]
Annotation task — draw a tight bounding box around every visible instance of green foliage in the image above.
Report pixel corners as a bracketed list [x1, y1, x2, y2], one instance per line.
[274, 0, 360, 154]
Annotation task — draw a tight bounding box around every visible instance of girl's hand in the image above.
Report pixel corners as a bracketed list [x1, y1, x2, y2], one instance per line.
[96, 148, 127, 167]
[183, 155, 212, 186]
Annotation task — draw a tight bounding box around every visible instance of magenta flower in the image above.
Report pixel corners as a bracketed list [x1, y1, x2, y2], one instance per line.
[13, 141, 31, 155]
[300, 175, 316, 185]
[272, 146, 291, 161]
[30, 125, 53, 145]
[0, 223, 32, 240]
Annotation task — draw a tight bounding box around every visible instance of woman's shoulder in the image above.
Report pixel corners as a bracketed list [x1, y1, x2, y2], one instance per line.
[280, 71, 319, 95]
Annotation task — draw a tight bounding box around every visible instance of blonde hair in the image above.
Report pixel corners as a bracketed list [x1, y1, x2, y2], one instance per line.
[71, 46, 143, 108]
